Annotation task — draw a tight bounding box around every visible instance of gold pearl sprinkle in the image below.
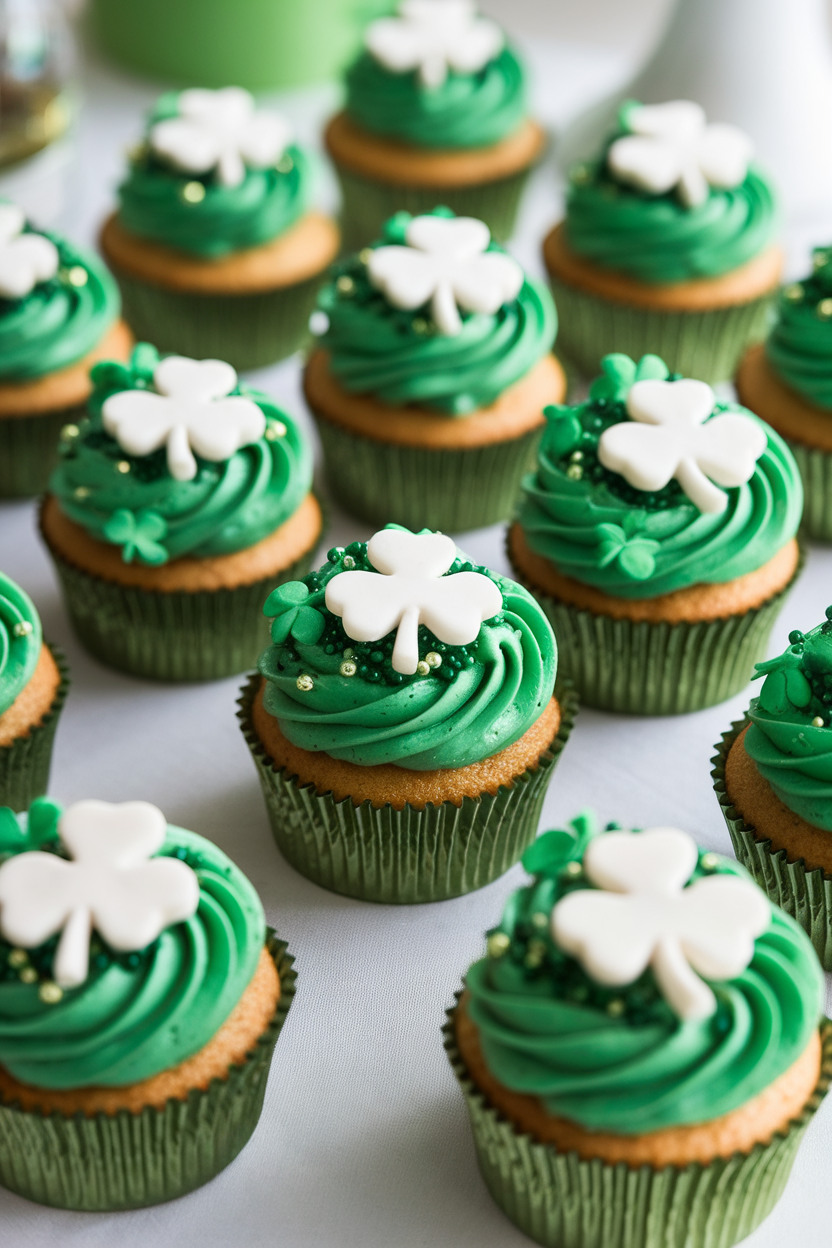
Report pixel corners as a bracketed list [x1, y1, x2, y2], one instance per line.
[700, 852, 720, 871]
[812, 716, 825, 727]
[564, 861, 583, 877]
[61, 423, 80, 440]
[411, 317, 429, 334]
[487, 932, 511, 958]
[359, 248, 373, 265]
[340, 660, 357, 677]
[116, 460, 131, 474]
[814, 251, 830, 268]
[342, 556, 356, 569]
[817, 298, 832, 319]
[13, 621, 33, 637]
[784, 283, 804, 301]
[570, 450, 584, 462]
[425, 651, 442, 668]
[19, 967, 38, 984]
[74, 486, 91, 499]
[276, 154, 294, 174]
[264, 421, 287, 441]
[524, 939, 546, 968]
[7, 949, 28, 968]
[181, 180, 206, 204]
[416, 660, 431, 676]
[39, 981, 63, 1005]
[531, 912, 548, 929]
[296, 674, 314, 692]
[66, 265, 88, 287]
[606, 998, 625, 1017]
[343, 648, 354, 659]
[336, 275, 355, 295]
[566, 464, 583, 480]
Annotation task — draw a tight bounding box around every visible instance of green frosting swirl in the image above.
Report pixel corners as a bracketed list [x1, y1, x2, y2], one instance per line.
[516, 353, 802, 599]
[117, 93, 312, 257]
[257, 528, 557, 770]
[0, 225, 120, 382]
[0, 573, 41, 718]
[465, 815, 823, 1133]
[564, 104, 778, 285]
[0, 807, 264, 1089]
[319, 209, 557, 415]
[766, 246, 832, 408]
[746, 610, 832, 829]
[344, 46, 526, 149]
[49, 343, 313, 565]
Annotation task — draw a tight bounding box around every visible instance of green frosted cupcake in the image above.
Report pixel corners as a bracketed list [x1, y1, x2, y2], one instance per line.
[447, 813, 829, 1248]
[240, 524, 575, 903]
[0, 795, 295, 1210]
[508, 352, 803, 714]
[305, 207, 565, 532]
[543, 99, 782, 383]
[100, 87, 339, 370]
[0, 199, 131, 499]
[40, 342, 323, 682]
[714, 607, 832, 969]
[0, 572, 68, 813]
[325, 0, 545, 251]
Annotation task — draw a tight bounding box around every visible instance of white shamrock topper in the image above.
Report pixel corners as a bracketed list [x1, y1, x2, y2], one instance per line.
[368, 214, 523, 336]
[325, 529, 502, 675]
[0, 202, 58, 299]
[0, 800, 199, 989]
[597, 378, 767, 514]
[607, 101, 753, 209]
[150, 87, 292, 189]
[365, 0, 503, 89]
[102, 355, 266, 482]
[552, 828, 770, 1022]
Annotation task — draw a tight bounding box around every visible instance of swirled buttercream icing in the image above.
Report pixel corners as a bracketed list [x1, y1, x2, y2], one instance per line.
[257, 525, 557, 770]
[318, 208, 557, 415]
[0, 799, 264, 1089]
[766, 246, 832, 409]
[49, 342, 313, 565]
[464, 813, 823, 1133]
[516, 353, 802, 599]
[0, 573, 41, 717]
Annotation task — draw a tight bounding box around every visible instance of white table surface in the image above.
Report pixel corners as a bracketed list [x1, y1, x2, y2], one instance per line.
[1, 35, 831, 1248]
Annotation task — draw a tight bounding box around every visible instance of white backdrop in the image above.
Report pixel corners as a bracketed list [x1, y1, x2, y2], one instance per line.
[0, 34, 830, 1248]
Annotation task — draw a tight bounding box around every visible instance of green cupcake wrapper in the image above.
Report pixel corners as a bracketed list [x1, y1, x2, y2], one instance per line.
[0, 403, 87, 500]
[545, 270, 775, 385]
[237, 673, 578, 904]
[444, 998, 832, 1248]
[334, 163, 533, 253]
[785, 439, 832, 543]
[509, 537, 802, 715]
[712, 718, 832, 970]
[0, 644, 69, 813]
[42, 512, 320, 682]
[313, 409, 544, 533]
[111, 268, 325, 371]
[0, 931, 295, 1211]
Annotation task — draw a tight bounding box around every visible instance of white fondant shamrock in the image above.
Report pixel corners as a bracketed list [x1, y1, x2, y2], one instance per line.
[0, 800, 199, 989]
[608, 101, 753, 208]
[552, 828, 770, 1022]
[102, 355, 265, 482]
[0, 202, 58, 299]
[150, 87, 292, 189]
[325, 529, 502, 675]
[365, 0, 503, 89]
[368, 214, 523, 336]
[597, 378, 767, 513]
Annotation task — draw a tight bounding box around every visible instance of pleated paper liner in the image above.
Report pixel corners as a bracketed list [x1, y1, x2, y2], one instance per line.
[111, 269, 324, 371]
[0, 644, 69, 813]
[0, 404, 87, 500]
[545, 271, 774, 385]
[334, 165, 533, 254]
[508, 541, 802, 716]
[41, 517, 319, 683]
[444, 998, 832, 1248]
[238, 673, 578, 904]
[313, 410, 544, 533]
[713, 718, 832, 970]
[786, 440, 832, 542]
[0, 932, 296, 1211]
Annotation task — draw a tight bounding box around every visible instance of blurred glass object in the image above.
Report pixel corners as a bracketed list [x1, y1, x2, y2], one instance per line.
[0, 0, 73, 170]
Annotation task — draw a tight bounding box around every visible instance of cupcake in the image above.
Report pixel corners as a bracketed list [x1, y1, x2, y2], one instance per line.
[543, 100, 781, 384]
[715, 607, 832, 969]
[0, 573, 68, 813]
[0, 200, 131, 499]
[446, 814, 829, 1248]
[40, 342, 322, 682]
[239, 525, 575, 904]
[100, 87, 339, 370]
[0, 795, 296, 1210]
[737, 246, 832, 541]
[325, 0, 545, 251]
[305, 207, 563, 532]
[508, 352, 803, 714]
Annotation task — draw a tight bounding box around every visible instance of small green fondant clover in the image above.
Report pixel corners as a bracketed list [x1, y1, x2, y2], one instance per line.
[589, 352, 669, 403]
[265, 581, 326, 646]
[103, 509, 169, 566]
[543, 405, 582, 458]
[0, 797, 61, 856]
[596, 521, 660, 580]
[522, 811, 597, 877]
[753, 649, 811, 715]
